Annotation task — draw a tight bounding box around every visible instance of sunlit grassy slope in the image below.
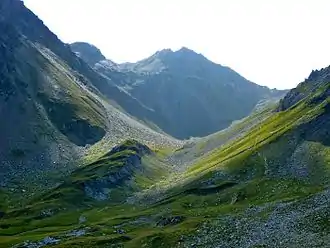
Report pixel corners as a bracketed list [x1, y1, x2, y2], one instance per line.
[2, 84, 330, 247]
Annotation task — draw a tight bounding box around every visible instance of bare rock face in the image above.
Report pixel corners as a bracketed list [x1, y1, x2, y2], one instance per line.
[278, 66, 330, 111]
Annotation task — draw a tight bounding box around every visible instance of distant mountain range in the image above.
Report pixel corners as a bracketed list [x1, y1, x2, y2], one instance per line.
[71, 42, 286, 138]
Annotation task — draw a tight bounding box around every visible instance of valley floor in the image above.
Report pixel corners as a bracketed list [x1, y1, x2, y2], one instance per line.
[1, 100, 330, 248]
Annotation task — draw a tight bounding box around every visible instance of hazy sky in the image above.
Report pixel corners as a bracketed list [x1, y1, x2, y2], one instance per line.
[23, 0, 330, 89]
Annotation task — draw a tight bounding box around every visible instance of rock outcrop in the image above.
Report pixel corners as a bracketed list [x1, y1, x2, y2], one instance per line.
[80, 140, 152, 201]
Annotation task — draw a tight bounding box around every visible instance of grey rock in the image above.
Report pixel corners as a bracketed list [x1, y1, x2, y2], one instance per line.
[79, 215, 87, 224]
[157, 216, 185, 227]
[66, 229, 86, 237]
[12, 236, 60, 248]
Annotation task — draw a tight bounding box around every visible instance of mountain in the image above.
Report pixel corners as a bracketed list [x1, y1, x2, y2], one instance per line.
[279, 66, 330, 111]
[0, 0, 180, 190]
[71, 43, 286, 139]
[2, 1, 330, 248]
[70, 42, 106, 66]
[2, 62, 330, 247]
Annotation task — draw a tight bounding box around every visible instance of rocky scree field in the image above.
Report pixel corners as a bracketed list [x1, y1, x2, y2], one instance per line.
[0, 0, 181, 196]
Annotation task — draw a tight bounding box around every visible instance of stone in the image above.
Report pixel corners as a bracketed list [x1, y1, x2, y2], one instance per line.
[156, 216, 185, 227]
[79, 215, 86, 224]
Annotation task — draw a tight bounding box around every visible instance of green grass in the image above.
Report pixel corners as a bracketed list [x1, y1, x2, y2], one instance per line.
[2, 85, 330, 247]
[0, 177, 323, 247]
[195, 105, 274, 154]
[36, 52, 108, 146]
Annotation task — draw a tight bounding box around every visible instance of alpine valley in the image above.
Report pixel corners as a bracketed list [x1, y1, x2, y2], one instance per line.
[1, 1, 330, 248]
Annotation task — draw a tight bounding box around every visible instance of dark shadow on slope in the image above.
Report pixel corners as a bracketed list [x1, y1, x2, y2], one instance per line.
[38, 94, 106, 146]
[300, 103, 330, 146]
[185, 181, 237, 195]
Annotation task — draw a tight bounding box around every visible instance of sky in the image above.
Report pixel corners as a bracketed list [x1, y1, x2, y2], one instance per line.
[23, 0, 330, 89]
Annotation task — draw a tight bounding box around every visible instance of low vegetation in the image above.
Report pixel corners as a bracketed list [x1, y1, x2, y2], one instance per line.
[2, 82, 330, 247]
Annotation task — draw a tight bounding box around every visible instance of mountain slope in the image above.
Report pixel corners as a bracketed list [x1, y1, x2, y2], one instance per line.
[2, 1, 330, 248]
[70, 42, 106, 66]
[2, 66, 330, 247]
[279, 66, 330, 110]
[71, 43, 286, 139]
[0, 0, 180, 191]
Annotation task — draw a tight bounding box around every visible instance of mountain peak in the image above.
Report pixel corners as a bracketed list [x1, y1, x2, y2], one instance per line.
[176, 46, 197, 54]
[157, 48, 173, 54]
[149, 48, 173, 59]
[153, 47, 200, 58]
[70, 42, 106, 66]
[172, 47, 206, 61]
